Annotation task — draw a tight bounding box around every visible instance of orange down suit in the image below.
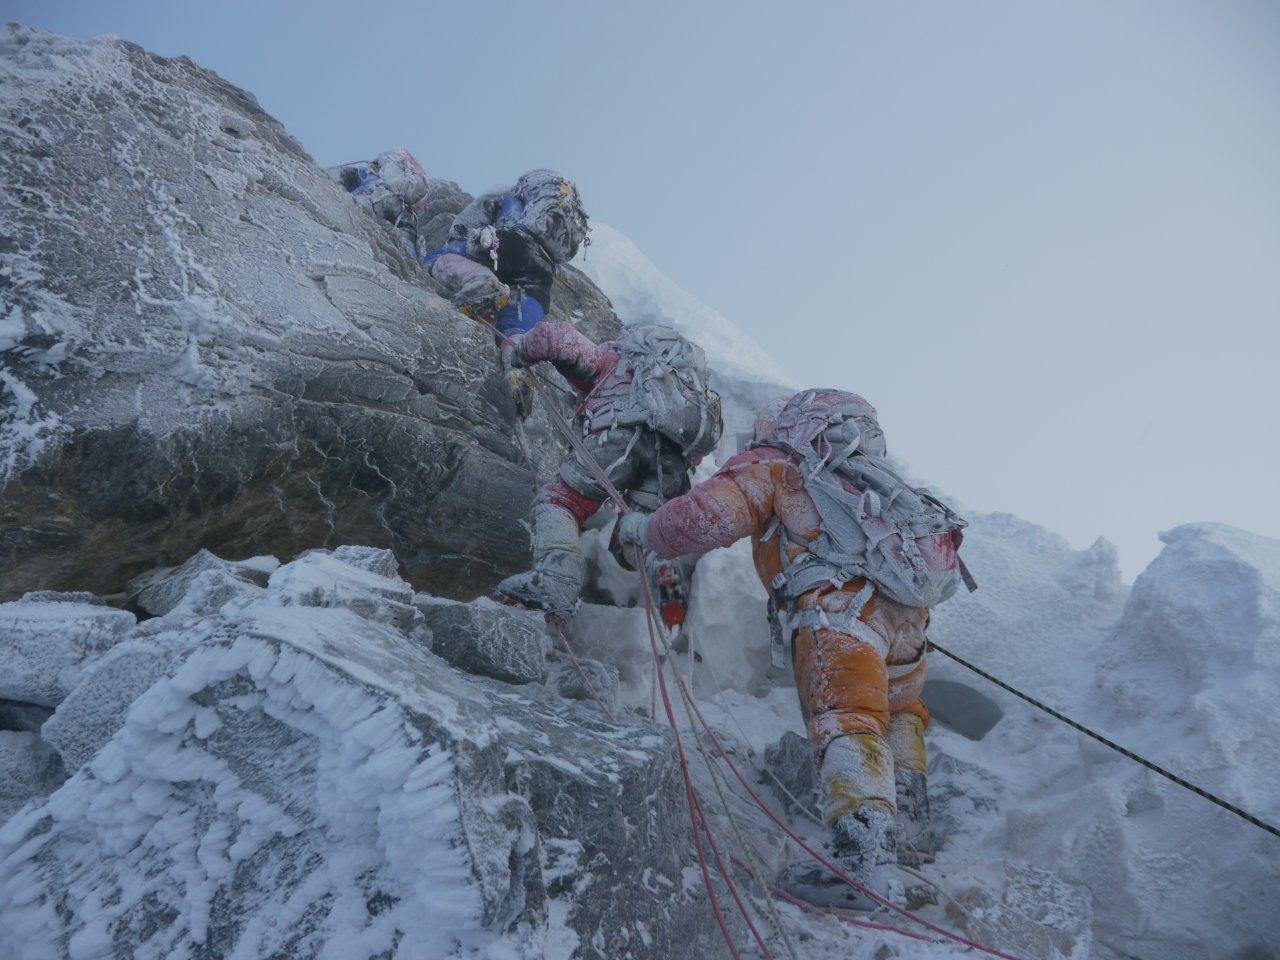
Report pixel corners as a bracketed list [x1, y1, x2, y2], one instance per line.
[642, 447, 930, 823]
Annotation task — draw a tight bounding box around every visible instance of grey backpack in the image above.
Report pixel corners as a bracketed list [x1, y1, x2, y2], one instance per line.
[586, 325, 722, 460]
[760, 399, 970, 612]
[510, 169, 589, 263]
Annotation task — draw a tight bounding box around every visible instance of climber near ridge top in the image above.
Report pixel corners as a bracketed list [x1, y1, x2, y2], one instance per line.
[424, 169, 587, 330]
[423, 168, 590, 418]
[494, 321, 722, 628]
[617, 388, 970, 911]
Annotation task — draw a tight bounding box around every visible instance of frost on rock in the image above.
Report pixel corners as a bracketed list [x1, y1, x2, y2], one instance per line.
[0, 730, 65, 822]
[127, 549, 278, 616]
[414, 595, 546, 685]
[0, 546, 715, 960]
[0, 594, 136, 707]
[762, 731, 820, 819]
[42, 635, 192, 776]
[268, 547, 427, 639]
[0, 24, 607, 602]
[547, 657, 621, 712]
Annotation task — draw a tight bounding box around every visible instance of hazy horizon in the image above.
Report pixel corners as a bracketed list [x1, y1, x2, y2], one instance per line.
[10, 0, 1279, 578]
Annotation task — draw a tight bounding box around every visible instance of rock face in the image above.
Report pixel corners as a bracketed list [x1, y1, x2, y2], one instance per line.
[762, 731, 820, 818]
[0, 544, 715, 960]
[0, 25, 617, 603]
[414, 595, 547, 685]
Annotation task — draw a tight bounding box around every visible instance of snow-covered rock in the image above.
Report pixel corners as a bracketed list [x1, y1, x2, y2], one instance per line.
[0, 730, 65, 822]
[42, 635, 190, 775]
[127, 549, 279, 616]
[267, 547, 429, 639]
[0, 24, 617, 603]
[0, 549, 717, 960]
[0, 593, 136, 707]
[547, 657, 621, 713]
[684, 538, 776, 697]
[929, 511, 1127, 703]
[414, 595, 547, 685]
[924, 520, 1280, 960]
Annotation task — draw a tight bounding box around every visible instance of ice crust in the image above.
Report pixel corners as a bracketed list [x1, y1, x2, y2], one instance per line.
[0, 596, 136, 707]
[1, 547, 714, 960]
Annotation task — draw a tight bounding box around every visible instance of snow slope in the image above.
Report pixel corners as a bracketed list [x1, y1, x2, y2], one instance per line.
[575, 223, 794, 389]
[574, 223, 797, 451]
[579, 227, 1280, 959]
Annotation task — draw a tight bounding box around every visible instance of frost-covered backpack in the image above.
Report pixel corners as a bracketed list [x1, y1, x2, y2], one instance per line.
[759, 389, 971, 611]
[586, 324, 723, 460]
[507, 169, 589, 263]
[329, 148, 430, 258]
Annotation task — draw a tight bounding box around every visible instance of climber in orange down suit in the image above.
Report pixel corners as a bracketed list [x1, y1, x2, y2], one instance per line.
[617, 389, 969, 909]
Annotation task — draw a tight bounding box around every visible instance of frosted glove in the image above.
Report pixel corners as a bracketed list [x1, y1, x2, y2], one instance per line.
[615, 511, 651, 550]
[501, 337, 529, 369]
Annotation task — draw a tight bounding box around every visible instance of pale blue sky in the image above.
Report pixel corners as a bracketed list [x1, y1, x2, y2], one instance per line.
[9, 0, 1280, 577]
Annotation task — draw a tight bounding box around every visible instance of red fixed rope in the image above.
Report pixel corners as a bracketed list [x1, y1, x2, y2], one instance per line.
[637, 565, 777, 959]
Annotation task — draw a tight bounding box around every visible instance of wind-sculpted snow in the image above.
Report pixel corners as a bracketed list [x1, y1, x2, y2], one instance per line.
[0, 546, 716, 960]
[0, 24, 623, 602]
[916, 520, 1280, 960]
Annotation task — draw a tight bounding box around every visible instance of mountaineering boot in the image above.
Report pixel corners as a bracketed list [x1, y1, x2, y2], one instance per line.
[495, 502, 587, 616]
[774, 805, 902, 911]
[429, 252, 510, 319]
[494, 556, 585, 616]
[894, 767, 937, 865]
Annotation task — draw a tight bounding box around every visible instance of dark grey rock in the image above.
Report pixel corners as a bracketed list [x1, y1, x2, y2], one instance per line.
[547, 262, 622, 344]
[0, 730, 66, 822]
[415, 595, 546, 685]
[415, 176, 471, 253]
[548, 656, 621, 712]
[923, 678, 1004, 741]
[0, 25, 561, 603]
[0, 699, 53, 734]
[762, 730, 821, 819]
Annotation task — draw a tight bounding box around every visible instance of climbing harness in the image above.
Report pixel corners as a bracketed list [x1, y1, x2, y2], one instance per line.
[928, 639, 1280, 841]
